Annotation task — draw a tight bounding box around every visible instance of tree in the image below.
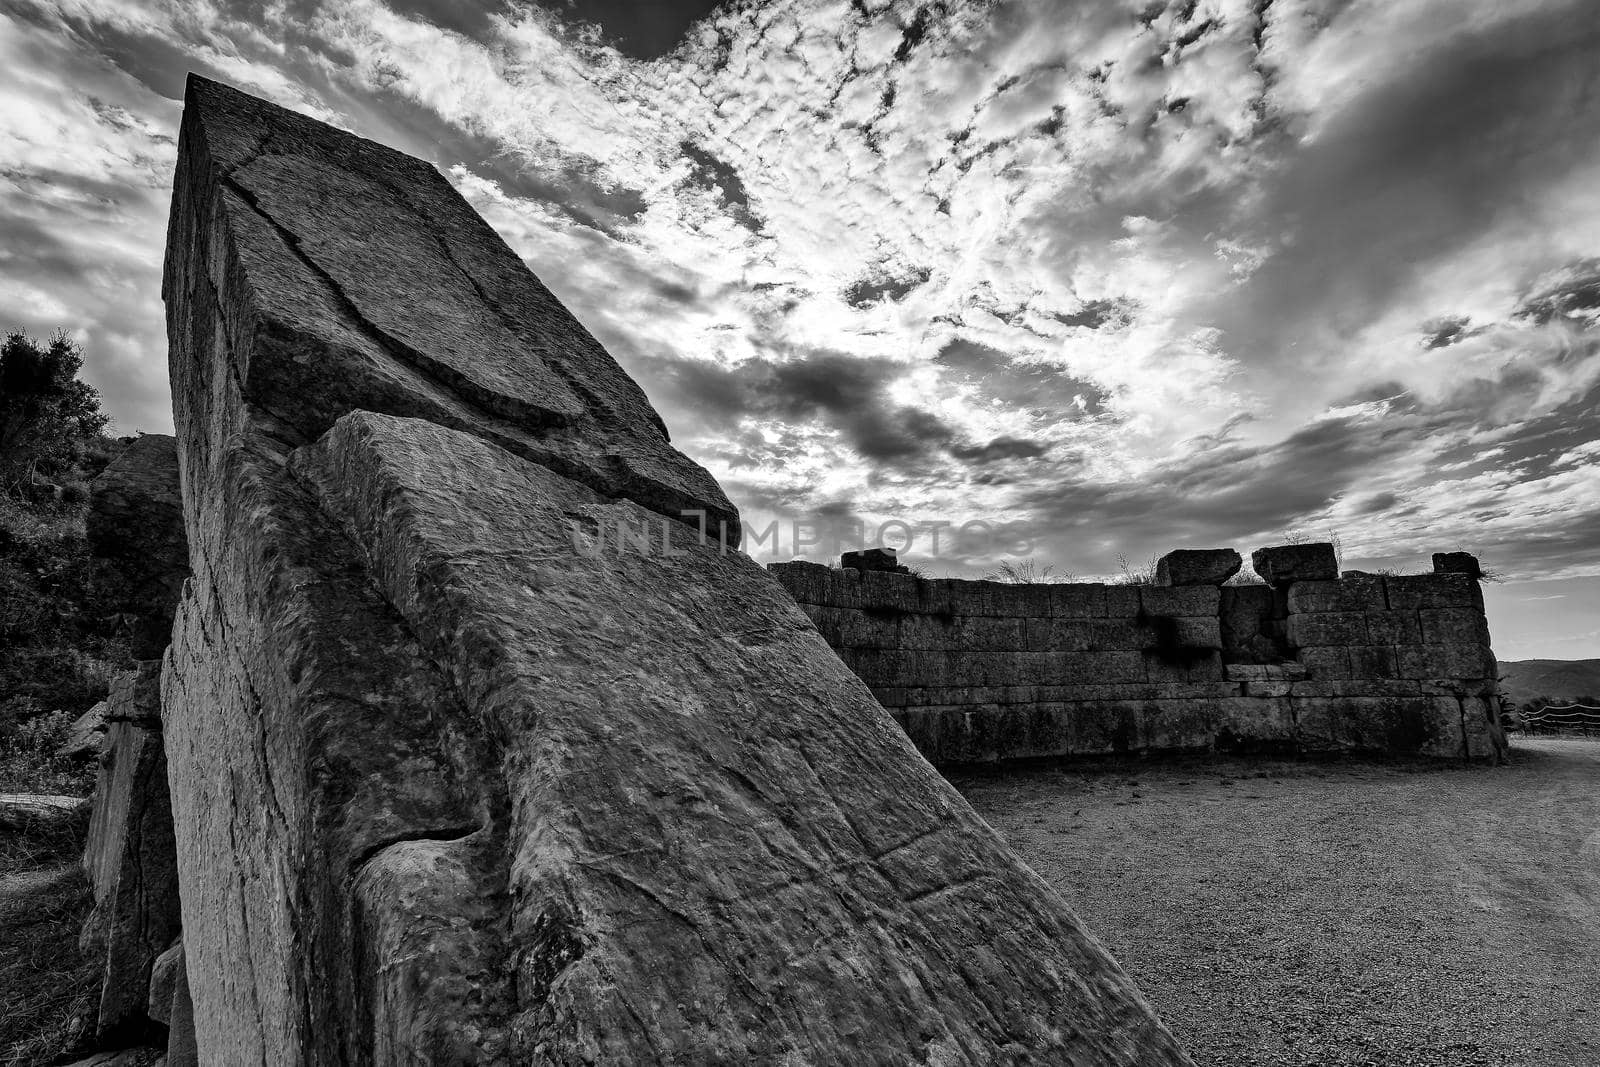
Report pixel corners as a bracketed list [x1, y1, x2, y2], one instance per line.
[0, 329, 108, 488]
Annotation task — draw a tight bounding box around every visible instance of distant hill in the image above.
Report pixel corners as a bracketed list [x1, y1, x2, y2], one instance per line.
[1497, 659, 1600, 707]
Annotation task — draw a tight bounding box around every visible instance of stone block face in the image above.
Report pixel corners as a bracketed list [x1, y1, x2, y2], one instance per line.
[841, 547, 908, 572]
[1140, 585, 1221, 617]
[1049, 582, 1108, 617]
[1366, 610, 1423, 645]
[1285, 575, 1386, 614]
[1219, 584, 1279, 664]
[1154, 548, 1241, 586]
[1432, 551, 1482, 578]
[1105, 585, 1143, 617]
[1347, 644, 1401, 680]
[1297, 646, 1353, 677]
[1384, 572, 1481, 610]
[1286, 611, 1369, 648]
[1418, 607, 1491, 646]
[1251, 542, 1339, 584]
[162, 79, 1186, 1065]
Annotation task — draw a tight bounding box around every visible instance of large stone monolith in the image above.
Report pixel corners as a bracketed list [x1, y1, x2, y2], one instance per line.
[161, 75, 1190, 1065]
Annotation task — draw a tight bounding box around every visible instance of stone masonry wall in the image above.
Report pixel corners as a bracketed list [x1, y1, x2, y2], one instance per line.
[770, 546, 1506, 764]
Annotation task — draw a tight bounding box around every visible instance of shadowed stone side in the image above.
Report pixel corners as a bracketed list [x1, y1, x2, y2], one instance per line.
[162, 75, 1190, 1065]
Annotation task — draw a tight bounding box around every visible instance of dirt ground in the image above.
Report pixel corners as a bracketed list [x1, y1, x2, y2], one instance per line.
[954, 738, 1600, 1067]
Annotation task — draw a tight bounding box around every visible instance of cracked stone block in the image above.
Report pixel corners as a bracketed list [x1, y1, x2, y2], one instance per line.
[161, 78, 1189, 1065]
[1250, 543, 1339, 585]
[1154, 548, 1241, 586]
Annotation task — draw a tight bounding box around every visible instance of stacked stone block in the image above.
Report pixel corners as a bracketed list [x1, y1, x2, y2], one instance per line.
[770, 545, 1506, 765]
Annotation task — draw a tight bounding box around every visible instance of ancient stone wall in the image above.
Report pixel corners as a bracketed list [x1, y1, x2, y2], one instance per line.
[770, 546, 1505, 764]
[156, 75, 1189, 1065]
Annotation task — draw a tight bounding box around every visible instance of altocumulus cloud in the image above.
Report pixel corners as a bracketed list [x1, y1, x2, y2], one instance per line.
[2, 0, 1599, 616]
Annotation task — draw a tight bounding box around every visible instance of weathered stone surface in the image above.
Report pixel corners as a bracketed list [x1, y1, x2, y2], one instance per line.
[163, 80, 1187, 1065]
[1155, 548, 1241, 586]
[1432, 551, 1482, 578]
[167, 74, 736, 543]
[81, 716, 181, 1042]
[301, 411, 1183, 1062]
[1219, 584, 1279, 664]
[147, 937, 182, 1026]
[1285, 575, 1386, 614]
[88, 434, 189, 659]
[59, 700, 109, 759]
[1251, 542, 1339, 584]
[840, 547, 910, 573]
[1141, 585, 1221, 617]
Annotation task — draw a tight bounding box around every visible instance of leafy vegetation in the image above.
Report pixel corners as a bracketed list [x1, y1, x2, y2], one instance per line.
[0, 330, 108, 494]
[0, 330, 125, 796]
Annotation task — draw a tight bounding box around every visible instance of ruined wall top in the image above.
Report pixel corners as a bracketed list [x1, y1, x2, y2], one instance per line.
[163, 75, 738, 542]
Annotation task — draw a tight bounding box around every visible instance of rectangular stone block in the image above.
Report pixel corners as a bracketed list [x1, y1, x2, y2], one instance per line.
[1214, 697, 1297, 749]
[857, 569, 921, 613]
[995, 583, 1054, 617]
[1418, 607, 1490, 646]
[1285, 575, 1386, 613]
[1169, 616, 1222, 649]
[1030, 651, 1147, 686]
[766, 561, 832, 606]
[1366, 610, 1422, 645]
[1048, 583, 1108, 618]
[1296, 646, 1352, 677]
[1046, 618, 1096, 652]
[1139, 700, 1217, 752]
[1062, 701, 1140, 755]
[1084, 617, 1154, 651]
[1252, 543, 1338, 583]
[1145, 650, 1226, 683]
[1397, 644, 1496, 681]
[1140, 586, 1221, 617]
[1105, 586, 1142, 617]
[1384, 572, 1481, 610]
[1286, 611, 1368, 647]
[1347, 644, 1400, 679]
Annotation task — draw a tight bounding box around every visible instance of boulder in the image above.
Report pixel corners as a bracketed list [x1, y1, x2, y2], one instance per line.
[841, 547, 911, 573]
[159, 76, 1190, 1065]
[1251, 542, 1339, 585]
[1432, 551, 1483, 579]
[1154, 548, 1241, 586]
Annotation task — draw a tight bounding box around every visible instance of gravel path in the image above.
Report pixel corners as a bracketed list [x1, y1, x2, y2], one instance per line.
[954, 739, 1600, 1067]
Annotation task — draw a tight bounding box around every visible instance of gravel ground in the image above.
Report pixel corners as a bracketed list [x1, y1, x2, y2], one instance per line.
[953, 738, 1600, 1067]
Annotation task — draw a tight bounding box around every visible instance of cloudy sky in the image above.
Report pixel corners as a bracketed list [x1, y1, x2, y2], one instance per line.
[2, 0, 1598, 659]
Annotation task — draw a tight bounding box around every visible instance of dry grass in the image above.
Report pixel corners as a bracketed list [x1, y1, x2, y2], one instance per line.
[955, 739, 1600, 1067]
[0, 812, 99, 1067]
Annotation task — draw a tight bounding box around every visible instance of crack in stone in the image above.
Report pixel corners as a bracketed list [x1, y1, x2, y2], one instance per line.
[221, 168, 568, 433]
